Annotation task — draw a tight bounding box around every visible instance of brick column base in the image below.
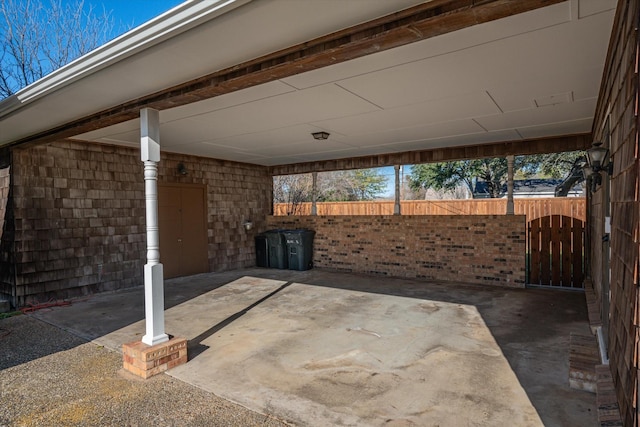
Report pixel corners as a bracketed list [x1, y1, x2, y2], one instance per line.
[123, 336, 188, 379]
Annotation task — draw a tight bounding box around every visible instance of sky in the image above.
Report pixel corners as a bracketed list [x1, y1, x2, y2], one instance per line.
[104, 0, 184, 27]
[73, 0, 185, 37]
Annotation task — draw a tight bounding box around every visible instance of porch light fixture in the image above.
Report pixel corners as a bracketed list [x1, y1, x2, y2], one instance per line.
[311, 131, 330, 140]
[584, 142, 613, 191]
[177, 163, 188, 176]
[581, 164, 594, 180]
[586, 142, 611, 174]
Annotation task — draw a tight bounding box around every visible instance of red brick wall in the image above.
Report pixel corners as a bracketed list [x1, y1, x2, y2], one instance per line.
[589, 1, 640, 425]
[267, 215, 526, 287]
[7, 140, 271, 306]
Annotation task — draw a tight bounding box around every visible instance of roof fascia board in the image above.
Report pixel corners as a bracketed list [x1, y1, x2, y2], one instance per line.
[0, 0, 251, 117]
[269, 133, 593, 175]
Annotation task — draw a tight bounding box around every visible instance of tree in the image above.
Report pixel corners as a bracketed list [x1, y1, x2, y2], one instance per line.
[408, 151, 584, 199]
[273, 174, 312, 215]
[525, 151, 585, 178]
[408, 160, 479, 197]
[273, 168, 388, 213]
[322, 169, 387, 201]
[475, 157, 509, 198]
[0, 0, 114, 99]
[408, 159, 511, 198]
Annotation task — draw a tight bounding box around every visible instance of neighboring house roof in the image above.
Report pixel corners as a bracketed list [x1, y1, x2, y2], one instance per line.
[0, 0, 617, 167]
[474, 179, 583, 198]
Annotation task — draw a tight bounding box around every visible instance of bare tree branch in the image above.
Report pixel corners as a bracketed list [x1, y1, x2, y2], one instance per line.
[0, 0, 114, 98]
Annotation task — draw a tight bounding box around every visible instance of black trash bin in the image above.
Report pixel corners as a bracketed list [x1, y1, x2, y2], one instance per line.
[255, 234, 269, 268]
[284, 229, 315, 271]
[263, 229, 288, 269]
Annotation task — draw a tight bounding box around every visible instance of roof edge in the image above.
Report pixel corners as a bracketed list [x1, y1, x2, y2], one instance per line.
[0, 0, 251, 119]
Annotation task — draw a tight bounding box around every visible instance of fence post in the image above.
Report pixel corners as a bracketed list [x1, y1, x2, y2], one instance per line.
[506, 155, 515, 215]
[394, 165, 401, 215]
[311, 171, 318, 216]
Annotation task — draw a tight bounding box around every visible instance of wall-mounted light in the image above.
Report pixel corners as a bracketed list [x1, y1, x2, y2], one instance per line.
[177, 163, 188, 176]
[242, 221, 253, 231]
[584, 142, 612, 191]
[311, 131, 330, 140]
[586, 143, 611, 173]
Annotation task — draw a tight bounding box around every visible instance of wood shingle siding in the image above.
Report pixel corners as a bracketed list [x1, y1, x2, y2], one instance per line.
[589, 1, 640, 425]
[1, 140, 271, 306]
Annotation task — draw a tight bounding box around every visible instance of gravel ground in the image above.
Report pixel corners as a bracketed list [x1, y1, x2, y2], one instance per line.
[0, 314, 289, 427]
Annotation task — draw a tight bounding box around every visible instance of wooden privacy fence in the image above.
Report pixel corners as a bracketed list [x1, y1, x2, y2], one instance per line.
[274, 198, 585, 222]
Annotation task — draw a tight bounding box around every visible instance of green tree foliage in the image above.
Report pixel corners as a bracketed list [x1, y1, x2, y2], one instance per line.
[338, 169, 387, 201]
[408, 161, 479, 196]
[409, 159, 509, 198]
[0, 0, 114, 98]
[408, 151, 584, 199]
[526, 151, 586, 178]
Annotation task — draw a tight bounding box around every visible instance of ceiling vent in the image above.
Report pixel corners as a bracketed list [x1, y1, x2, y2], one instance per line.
[533, 91, 574, 108]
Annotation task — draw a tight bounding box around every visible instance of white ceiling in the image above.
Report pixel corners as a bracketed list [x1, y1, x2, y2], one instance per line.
[5, 0, 617, 166]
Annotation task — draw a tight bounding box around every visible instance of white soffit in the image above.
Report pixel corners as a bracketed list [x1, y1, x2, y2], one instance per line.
[0, 0, 424, 145]
[24, 0, 619, 166]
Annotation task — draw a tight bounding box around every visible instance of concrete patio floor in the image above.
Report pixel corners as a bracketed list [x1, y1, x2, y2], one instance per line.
[32, 268, 597, 426]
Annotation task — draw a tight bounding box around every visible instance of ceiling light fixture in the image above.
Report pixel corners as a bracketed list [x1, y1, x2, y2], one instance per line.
[311, 131, 330, 140]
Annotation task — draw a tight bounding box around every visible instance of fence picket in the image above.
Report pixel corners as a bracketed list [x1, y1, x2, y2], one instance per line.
[572, 218, 584, 288]
[561, 215, 572, 286]
[530, 218, 541, 285]
[551, 215, 562, 285]
[541, 216, 551, 285]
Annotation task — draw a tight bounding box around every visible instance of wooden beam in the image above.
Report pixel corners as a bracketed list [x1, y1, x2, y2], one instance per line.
[10, 0, 565, 148]
[269, 133, 592, 175]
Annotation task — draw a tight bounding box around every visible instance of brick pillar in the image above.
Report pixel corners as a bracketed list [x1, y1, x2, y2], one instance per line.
[123, 337, 187, 379]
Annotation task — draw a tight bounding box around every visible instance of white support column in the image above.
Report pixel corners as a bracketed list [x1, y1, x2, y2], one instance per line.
[394, 165, 401, 215]
[311, 171, 318, 216]
[140, 108, 169, 346]
[506, 155, 515, 215]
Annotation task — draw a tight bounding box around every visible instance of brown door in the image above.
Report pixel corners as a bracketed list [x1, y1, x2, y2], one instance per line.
[158, 184, 209, 279]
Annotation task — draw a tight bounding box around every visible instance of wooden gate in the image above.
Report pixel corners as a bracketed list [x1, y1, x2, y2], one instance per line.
[528, 215, 584, 288]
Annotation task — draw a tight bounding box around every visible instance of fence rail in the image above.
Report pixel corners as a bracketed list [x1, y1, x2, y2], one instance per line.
[274, 198, 586, 222]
